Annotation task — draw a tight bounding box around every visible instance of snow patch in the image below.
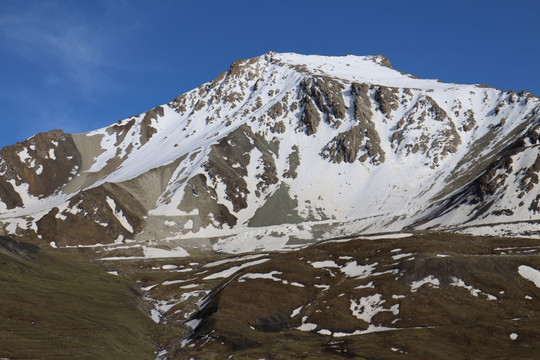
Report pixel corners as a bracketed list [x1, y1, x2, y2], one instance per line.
[354, 281, 375, 289]
[410, 276, 440, 292]
[450, 277, 497, 300]
[203, 258, 270, 280]
[318, 329, 332, 336]
[142, 246, 189, 258]
[17, 148, 31, 163]
[291, 306, 302, 318]
[161, 264, 178, 270]
[105, 196, 134, 233]
[340, 261, 377, 278]
[297, 316, 317, 331]
[392, 252, 414, 260]
[149, 300, 175, 323]
[518, 265, 540, 288]
[350, 294, 399, 323]
[238, 270, 283, 282]
[310, 260, 339, 268]
[238, 271, 304, 287]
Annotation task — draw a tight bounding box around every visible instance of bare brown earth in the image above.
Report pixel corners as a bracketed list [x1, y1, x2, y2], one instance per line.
[96, 231, 540, 359]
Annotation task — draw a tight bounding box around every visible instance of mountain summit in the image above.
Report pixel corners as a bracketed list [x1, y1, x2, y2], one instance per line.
[0, 52, 539, 252]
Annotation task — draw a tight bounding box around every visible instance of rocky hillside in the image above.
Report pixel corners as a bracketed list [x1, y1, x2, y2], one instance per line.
[104, 232, 540, 359]
[0, 52, 539, 252]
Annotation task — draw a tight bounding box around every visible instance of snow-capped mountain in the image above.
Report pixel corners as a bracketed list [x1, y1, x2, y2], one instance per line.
[0, 52, 538, 251]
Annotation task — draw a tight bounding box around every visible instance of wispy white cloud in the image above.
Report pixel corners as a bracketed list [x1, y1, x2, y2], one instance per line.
[0, 1, 132, 97]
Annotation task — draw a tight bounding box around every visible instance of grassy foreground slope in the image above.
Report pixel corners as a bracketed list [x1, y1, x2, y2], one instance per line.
[0, 236, 160, 359]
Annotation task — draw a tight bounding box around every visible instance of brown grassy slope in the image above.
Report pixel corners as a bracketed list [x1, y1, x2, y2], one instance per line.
[0, 236, 161, 360]
[170, 232, 540, 359]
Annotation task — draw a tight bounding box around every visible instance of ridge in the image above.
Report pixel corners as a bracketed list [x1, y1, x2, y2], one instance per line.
[0, 53, 538, 252]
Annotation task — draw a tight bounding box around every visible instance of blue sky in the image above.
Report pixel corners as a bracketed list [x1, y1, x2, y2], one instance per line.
[1, 0, 538, 149]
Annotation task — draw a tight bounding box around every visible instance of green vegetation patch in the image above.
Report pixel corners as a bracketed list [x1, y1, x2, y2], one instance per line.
[0, 236, 160, 359]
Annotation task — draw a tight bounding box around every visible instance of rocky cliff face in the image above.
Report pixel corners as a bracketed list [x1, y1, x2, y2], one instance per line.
[0, 52, 539, 250]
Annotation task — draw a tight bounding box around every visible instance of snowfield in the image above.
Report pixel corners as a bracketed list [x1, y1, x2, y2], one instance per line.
[0, 52, 539, 256]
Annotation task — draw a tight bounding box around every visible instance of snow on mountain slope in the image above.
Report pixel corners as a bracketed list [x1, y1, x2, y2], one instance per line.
[0, 52, 538, 251]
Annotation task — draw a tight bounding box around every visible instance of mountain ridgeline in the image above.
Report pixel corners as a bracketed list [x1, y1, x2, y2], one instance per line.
[0, 52, 539, 250]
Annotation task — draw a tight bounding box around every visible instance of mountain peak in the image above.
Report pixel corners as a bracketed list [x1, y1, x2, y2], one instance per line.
[0, 52, 539, 252]
[370, 54, 393, 68]
[258, 52, 451, 90]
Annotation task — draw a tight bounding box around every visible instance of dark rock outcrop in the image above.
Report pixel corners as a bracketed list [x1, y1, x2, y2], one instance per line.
[0, 130, 82, 209]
